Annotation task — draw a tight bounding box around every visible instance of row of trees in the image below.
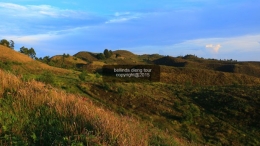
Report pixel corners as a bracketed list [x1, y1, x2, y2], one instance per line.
[96, 49, 113, 59]
[2, 38, 119, 62]
[1, 39, 37, 59]
[20, 46, 37, 59]
[0, 39, 14, 49]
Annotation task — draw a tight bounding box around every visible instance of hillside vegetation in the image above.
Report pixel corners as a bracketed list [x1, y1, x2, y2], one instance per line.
[1, 44, 260, 145]
[0, 69, 188, 145]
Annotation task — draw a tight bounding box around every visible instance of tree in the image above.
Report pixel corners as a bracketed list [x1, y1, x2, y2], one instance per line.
[20, 46, 36, 59]
[96, 53, 105, 60]
[104, 49, 110, 58]
[42, 56, 50, 64]
[9, 40, 14, 49]
[109, 50, 113, 57]
[20, 46, 29, 54]
[28, 48, 36, 59]
[103, 49, 113, 58]
[0, 39, 10, 47]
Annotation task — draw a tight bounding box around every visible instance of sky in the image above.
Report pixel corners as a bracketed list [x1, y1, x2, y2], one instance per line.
[0, 0, 260, 61]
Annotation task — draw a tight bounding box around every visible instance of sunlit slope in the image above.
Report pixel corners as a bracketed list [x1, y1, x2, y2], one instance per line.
[50, 55, 87, 69]
[73, 51, 98, 62]
[160, 66, 260, 85]
[0, 45, 71, 74]
[0, 69, 187, 146]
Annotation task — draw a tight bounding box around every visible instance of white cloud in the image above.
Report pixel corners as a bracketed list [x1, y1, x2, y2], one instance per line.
[0, 2, 88, 18]
[119, 34, 260, 60]
[105, 12, 141, 23]
[205, 44, 221, 53]
[4, 34, 59, 46]
[115, 12, 131, 17]
[0, 2, 27, 10]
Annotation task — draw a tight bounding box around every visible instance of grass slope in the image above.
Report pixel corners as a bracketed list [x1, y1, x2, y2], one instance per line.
[0, 69, 187, 146]
[50, 55, 87, 69]
[2, 45, 260, 145]
[0, 45, 71, 75]
[73, 51, 98, 62]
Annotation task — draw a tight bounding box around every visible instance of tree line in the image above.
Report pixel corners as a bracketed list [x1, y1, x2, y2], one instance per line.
[1, 39, 36, 59]
[96, 49, 113, 59]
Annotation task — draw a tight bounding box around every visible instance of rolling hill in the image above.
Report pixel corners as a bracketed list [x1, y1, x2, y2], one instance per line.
[1, 44, 260, 145]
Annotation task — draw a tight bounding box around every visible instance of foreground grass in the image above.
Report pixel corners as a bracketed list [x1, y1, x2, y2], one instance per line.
[0, 69, 185, 146]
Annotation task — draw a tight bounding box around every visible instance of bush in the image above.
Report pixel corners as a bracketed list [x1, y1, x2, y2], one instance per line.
[95, 73, 100, 78]
[79, 71, 87, 81]
[103, 83, 110, 91]
[37, 71, 55, 84]
[117, 87, 124, 95]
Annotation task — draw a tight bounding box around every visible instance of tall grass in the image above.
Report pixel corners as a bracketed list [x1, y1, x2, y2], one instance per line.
[0, 69, 184, 145]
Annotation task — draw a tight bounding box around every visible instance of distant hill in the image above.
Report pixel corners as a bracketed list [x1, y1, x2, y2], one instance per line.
[113, 50, 137, 59]
[73, 51, 98, 62]
[50, 55, 87, 69]
[153, 56, 188, 67]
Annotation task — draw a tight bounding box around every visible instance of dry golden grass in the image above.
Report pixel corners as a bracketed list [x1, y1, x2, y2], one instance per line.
[74, 51, 98, 62]
[0, 45, 32, 63]
[51, 55, 87, 64]
[160, 66, 260, 85]
[112, 50, 137, 59]
[0, 69, 192, 145]
[0, 45, 71, 74]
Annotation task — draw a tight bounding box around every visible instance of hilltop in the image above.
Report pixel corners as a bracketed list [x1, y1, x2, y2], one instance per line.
[0, 45, 71, 75]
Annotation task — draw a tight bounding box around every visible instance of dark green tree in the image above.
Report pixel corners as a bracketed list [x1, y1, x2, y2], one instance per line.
[20, 46, 29, 54]
[96, 53, 105, 60]
[20, 46, 36, 59]
[104, 49, 110, 58]
[28, 48, 36, 59]
[0, 39, 10, 47]
[109, 50, 113, 57]
[9, 40, 14, 49]
[43, 56, 50, 63]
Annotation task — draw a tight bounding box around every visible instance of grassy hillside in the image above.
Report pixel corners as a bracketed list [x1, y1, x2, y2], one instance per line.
[0, 69, 189, 146]
[1, 45, 260, 145]
[73, 51, 98, 62]
[50, 55, 87, 69]
[0, 45, 71, 75]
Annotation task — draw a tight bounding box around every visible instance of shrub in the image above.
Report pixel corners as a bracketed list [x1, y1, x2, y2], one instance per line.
[117, 87, 124, 95]
[95, 73, 100, 78]
[79, 71, 87, 81]
[37, 71, 55, 84]
[103, 83, 110, 91]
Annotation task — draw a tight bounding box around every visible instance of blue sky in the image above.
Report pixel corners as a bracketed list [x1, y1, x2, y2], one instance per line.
[0, 0, 260, 61]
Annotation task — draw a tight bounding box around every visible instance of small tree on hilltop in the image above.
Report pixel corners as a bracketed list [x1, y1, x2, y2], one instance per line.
[104, 49, 113, 58]
[20, 46, 36, 59]
[9, 40, 14, 49]
[109, 50, 113, 57]
[96, 53, 105, 60]
[0, 39, 10, 47]
[28, 48, 36, 59]
[104, 49, 110, 58]
[20, 46, 29, 54]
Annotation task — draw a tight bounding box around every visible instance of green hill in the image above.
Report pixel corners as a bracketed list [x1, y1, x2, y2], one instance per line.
[73, 51, 98, 62]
